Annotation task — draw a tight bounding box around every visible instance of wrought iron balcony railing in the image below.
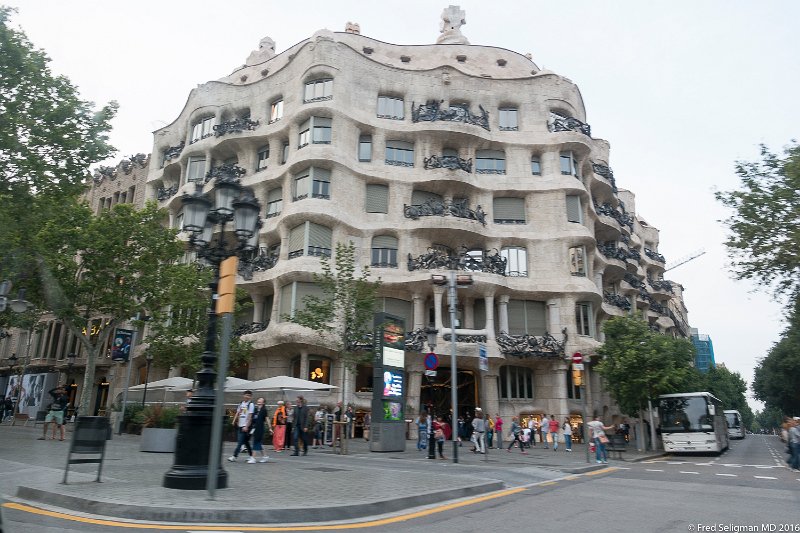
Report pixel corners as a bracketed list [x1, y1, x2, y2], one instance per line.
[497, 328, 567, 358]
[205, 163, 246, 184]
[623, 273, 646, 290]
[162, 142, 185, 165]
[442, 334, 486, 343]
[644, 248, 666, 263]
[603, 292, 632, 311]
[411, 100, 490, 131]
[594, 202, 634, 230]
[548, 113, 591, 137]
[598, 243, 631, 262]
[591, 162, 617, 192]
[403, 198, 487, 226]
[407, 248, 506, 275]
[423, 154, 473, 173]
[213, 117, 259, 137]
[233, 321, 268, 337]
[648, 277, 674, 293]
[238, 251, 278, 280]
[157, 185, 179, 201]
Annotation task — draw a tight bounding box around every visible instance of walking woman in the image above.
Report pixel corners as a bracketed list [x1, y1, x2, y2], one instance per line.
[506, 416, 528, 454]
[562, 417, 573, 451]
[432, 415, 450, 459]
[251, 397, 270, 462]
[272, 400, 287, 452]
[588, 415, 615, 464]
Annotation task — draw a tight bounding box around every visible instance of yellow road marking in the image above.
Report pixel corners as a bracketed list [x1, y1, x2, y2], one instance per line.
[584, 467, 617, 476]
[539, 481, 558, 486]
[3, 487, 527, 531]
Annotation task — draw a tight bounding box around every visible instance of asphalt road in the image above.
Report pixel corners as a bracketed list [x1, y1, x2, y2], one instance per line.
[3, 435, 798, 533]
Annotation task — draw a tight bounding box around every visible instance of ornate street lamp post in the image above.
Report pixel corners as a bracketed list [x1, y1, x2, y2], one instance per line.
[162, 172, 261, 490]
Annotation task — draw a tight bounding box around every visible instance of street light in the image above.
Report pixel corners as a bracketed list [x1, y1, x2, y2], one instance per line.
[431, 272, 472, 464]
[141, 352, 154, 407]
[162, 170, 262, 490]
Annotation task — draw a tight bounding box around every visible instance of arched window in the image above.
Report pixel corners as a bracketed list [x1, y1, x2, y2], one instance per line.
[304, 78, 333, 103]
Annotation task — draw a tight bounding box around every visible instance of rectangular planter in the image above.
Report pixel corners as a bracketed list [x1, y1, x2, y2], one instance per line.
[140, 427, 177, 453]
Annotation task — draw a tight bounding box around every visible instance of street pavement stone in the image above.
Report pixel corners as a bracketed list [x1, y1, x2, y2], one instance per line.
[0, 424, 662, 524]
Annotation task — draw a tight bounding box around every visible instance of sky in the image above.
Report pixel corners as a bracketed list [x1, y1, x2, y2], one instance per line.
[6, 0, 798, 410]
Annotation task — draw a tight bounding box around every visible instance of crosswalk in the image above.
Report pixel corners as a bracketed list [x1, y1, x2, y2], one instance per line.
[640, 458, 798, 482]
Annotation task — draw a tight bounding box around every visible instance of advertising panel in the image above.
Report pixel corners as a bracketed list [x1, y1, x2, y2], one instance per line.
[382, 369, 404, 398]
[111, 328, 134, 362]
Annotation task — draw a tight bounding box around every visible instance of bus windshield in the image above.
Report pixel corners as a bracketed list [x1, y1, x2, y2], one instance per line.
[660, 396, 714, 432]
[725, 412, 740, 428]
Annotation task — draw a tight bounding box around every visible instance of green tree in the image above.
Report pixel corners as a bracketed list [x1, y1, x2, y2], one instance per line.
[31, 202, 207, 416]
[754, 406, 784, 433]
[596, 315, 696, 448]
[715, 142, 800, 298]
[752, 296, 800, 415]
[287, 241, 381, 405]
[145, 286, 254, 376]
[698, 366, 754, 429]
[0, 7, 117, 283]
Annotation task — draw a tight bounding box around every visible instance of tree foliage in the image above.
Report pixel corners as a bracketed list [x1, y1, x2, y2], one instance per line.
[145, 286, 254, 376]
[287, 241, 381, 402]
[596, 315, 696, 416]
[29, 202, 207, 415]
[715, 142, 800, 298]
[752, 297, 800, 415]
[0, 7, 117, 198]
[697, 366, 754, 429]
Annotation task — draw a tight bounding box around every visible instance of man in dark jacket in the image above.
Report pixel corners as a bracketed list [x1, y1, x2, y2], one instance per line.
[290, 395, 314, 456]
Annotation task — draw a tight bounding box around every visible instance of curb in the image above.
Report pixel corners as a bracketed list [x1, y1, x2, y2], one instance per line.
[16, 480, 505, 524]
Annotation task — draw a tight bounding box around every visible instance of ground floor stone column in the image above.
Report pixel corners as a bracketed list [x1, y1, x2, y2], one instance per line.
[484, 294, 496, 340]
[412, 293, 425, 330]
[497, 294, 509, 333]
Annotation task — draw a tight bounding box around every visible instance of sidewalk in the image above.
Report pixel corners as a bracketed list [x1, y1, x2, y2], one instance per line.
[0, 424, 663, 525]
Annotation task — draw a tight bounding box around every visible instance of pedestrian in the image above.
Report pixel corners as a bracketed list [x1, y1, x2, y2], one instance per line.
[38, 386, 69, 441]
[363, 412, 371, 441]
[506, 416, 528, 454]
[3, 396, 13, 421]
[313, 405, 326, 448]
[251, 397, 270, 463]
[549, 415, 560, 451]
[456, 416, 466, 446]
[228, 390, 256, 463]
[494, 413, 504, 450]
[332, 401, 343, 446]
[433, 415, 450, 459]
[291, 395, 313, 456]
[788, 418, 800, 472]
[527, 416, 537, 448]
[562, 417, 573, 451]
[272, 400, 287, 452]
[587, 415, 615, 464]
[345, 405, 354, 439]
[540, 413, 550, 449]
[471, 408, 486, 453]
[486, 414, 494, 448]
[416, 410, 429, 450]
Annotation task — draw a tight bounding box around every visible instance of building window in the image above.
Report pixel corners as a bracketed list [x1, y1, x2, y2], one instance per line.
[312, 117, 332, 144]
[575, 302, 594, 337]
[281, 141, 290, 164]
[270, 99, 284, 123]
[256, 145, 269, 171]
[266, 187, 282, 218]
[566, 369, 581, 399]
[560, 151, 579, 178]
[312, 168, 331, 199]
[304, 78, 333, 103]
[499, 366, 534, 399]
[280, 281, 325, 320]
[501, 247, 528, 277]
[493, 197, 525, 224]
[187, 156, 206, 183]
[294, 171, 309, 200]
[569, 246, 586, 276]
[566, 195, 583, 224]
[475, 150, 506, 174]
[358, 135, 372, 162]
[290, 356, 331, 384]
[531, 156, 542, 175]
[385, 140, 414, 167]
[377, 96, 404, 120]
[371, 235, 398, 268]
[288, 221, 332, 259]
[498, 108, 518, 131]
[507, 300, 546, 335]
[365, 183, 388, 213]
[190, 116, 214, 143]
[299, 122, 310, 148]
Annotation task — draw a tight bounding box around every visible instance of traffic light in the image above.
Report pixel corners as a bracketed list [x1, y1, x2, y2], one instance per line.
[215, 257, 238, 315]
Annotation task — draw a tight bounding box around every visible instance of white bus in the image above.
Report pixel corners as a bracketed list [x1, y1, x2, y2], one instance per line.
[658, 392, 729, 454]
[724, 409, 746, 439]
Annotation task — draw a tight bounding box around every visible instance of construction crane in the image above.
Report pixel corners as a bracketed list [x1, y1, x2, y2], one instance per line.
[665, 249, 706, 272]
